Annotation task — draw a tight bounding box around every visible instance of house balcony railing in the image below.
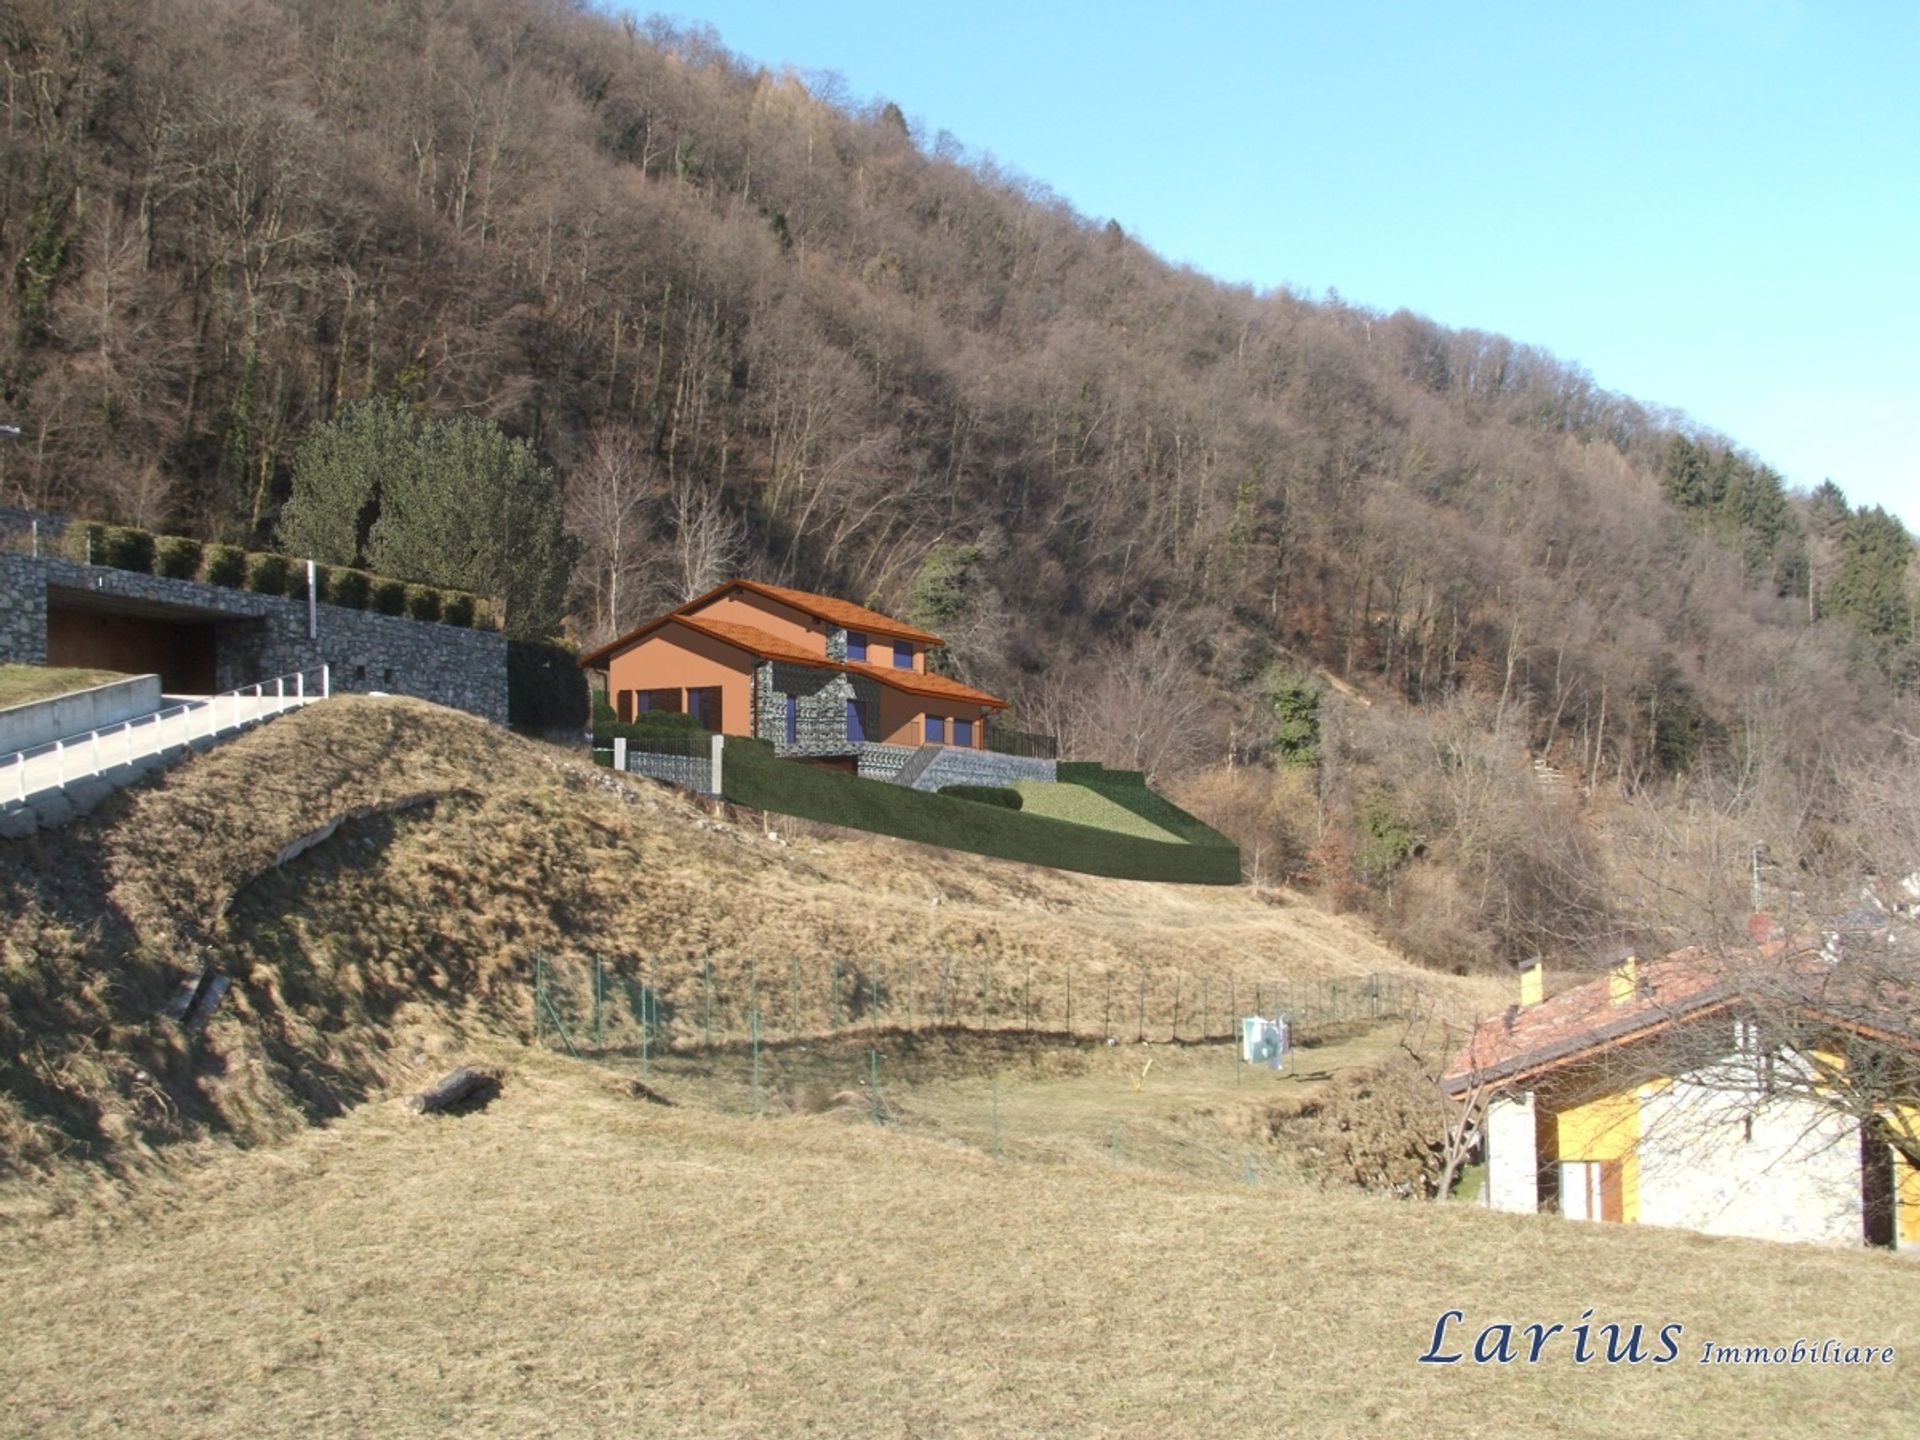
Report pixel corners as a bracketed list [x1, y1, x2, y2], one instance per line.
[982, 721, 1058, 760]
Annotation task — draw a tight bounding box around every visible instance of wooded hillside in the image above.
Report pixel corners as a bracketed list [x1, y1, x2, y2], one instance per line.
[3, 0, 1914, 968]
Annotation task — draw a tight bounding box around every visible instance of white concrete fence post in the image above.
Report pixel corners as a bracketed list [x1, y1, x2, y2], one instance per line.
[711, 733, 724, 796]
[613, 737, 627, 773]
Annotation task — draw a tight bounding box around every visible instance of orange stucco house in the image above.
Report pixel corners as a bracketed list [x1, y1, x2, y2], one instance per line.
[577, 580, 1008, 761]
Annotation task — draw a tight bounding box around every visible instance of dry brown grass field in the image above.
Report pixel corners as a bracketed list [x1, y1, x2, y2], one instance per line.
[3, 1045, 1917, 1439]
[3, 697, 1914, 1438]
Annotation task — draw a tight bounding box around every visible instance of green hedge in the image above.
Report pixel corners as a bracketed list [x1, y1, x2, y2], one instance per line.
[721, 739, 1239, 885]
[154, 535, 202, 579]
[103, 526, 155, 572]
[406, 585, 442, 622]
[371, 578, 408, 616]
[246, 551, 292, 595]
[328, 569, 370, 608]
[202, 543, 247, 587]
[939, 783, 1023, 810]
[63, 516, 491, 628]
[511, 640, 589, 731]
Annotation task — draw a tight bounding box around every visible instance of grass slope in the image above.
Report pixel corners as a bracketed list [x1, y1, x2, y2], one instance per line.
[0, 696, 1480, 1177]
[1, 1049, 1913, 1440]
[1013, 779, 1185, 842]
[0, 665, 131, 710]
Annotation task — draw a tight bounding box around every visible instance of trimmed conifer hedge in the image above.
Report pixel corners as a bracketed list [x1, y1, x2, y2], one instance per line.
[939, 783, 1023, 810]
[721, 739, 1239, 884]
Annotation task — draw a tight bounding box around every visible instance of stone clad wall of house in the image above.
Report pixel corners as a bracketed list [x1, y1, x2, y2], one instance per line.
[761, 660, 882, 756]
[0, 554, 508, 723]
[1636, 1065, 1861, 1245]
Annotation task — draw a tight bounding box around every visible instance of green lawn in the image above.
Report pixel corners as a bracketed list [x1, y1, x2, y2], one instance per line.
[0, 664, 130, 710]
[1012, 780, 1186, 843]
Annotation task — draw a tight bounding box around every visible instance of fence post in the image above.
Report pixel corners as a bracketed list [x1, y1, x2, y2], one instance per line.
[593, 955, 604, 1049]
[641, 975, 651, 1079]
[704, 957, 714, 1048]
[991, 1077, 1002, 1159]
[613, 736, 627, 773]
[1105, 972, 1113, 1042]
[321, 663, 330, 699]
[869, 1048, 882, 1125]
[1172, 972, 1181, 1042]
[1065, 969, 1073, 1038]
[751, 1007, 762, 1116]
[534, 954, 543, 1046]
[1137, 970, 1146, 1043]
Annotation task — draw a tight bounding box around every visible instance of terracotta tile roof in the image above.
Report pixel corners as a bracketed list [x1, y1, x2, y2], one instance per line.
[578, 609, 1005, 708]
[683, 580, 944, 646]
[1441, 941, 1920, 1096]
[843, 661, 1007, 708]
[672, 614, 833, 667]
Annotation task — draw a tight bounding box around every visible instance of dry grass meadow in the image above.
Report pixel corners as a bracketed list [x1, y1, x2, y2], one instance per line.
[4, 696, 1914, 1438]
[4, 1044, 1917, 1440]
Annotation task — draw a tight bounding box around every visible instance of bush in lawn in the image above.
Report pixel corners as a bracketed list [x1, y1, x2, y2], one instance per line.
[245, 551, 292, 595]
[371, 578, 408, 615]
[441, 592, 476, 627]
[70, 521, 108, 565]
[328, 569, 371, 609]
[201, 543, 247, 588]
[939, 783, 1023, 810]
[154, 535, 203, 580]
[102, 526, 155, 573]
[405, 585, 442, 622]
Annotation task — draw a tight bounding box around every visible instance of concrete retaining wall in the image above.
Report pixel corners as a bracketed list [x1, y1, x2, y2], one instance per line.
[0, 672, 162, 754]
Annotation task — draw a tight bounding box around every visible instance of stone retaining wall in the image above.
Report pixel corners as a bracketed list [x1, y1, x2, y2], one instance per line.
[0, 554, 507, 723]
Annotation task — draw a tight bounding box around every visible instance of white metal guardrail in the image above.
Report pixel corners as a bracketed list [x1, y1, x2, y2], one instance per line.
[2, 665, 329, 808]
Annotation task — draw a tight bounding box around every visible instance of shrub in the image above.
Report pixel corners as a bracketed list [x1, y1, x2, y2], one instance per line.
[405, 585, 442, 622]
[70, 521, 108, 565]
[441, 592, 476, 627]
[512, 639, 590, 733]
[102, 526, 155, 573]
[939, 783, 1023, 810]
[201, 543, 247, 588]
[245, 551, 292, 595]
[371, 578, 408, 615]
[153, 535, 203, 579]
[327, 569, 371, 609]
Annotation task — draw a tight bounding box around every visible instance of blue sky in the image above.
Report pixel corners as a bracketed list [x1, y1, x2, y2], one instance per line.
[646, 2, 1918, 529]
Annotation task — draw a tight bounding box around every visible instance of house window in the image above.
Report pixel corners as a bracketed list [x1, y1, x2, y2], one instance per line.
[786, 694, 798, 747]
[954, 717, 973, 748]
[893, 643, 914, 670]
[847, 632, 868, 662]
[617, 690, 636, 722]
[638, 688, 682, 713]
[924, 714, 946, 744]
[846, 698, 866, 744]
[688, 686, 723, 733]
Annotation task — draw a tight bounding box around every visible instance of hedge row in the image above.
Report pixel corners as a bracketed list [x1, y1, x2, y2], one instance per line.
[721, 739, 1240, 885]
[939, 783, 1023, 810]
[68, 521, 492, 629]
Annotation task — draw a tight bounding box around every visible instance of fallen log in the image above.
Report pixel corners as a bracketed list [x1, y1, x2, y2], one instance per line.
[407, 1065, 503, 1115]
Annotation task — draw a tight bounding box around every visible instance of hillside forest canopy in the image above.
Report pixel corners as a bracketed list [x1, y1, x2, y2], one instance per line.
[1, 0, 1915, 972]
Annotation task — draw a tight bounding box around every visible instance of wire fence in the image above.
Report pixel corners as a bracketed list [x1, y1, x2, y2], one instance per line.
[532, 952, 1422, 1058]
[528, 952, 1432, 1180]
